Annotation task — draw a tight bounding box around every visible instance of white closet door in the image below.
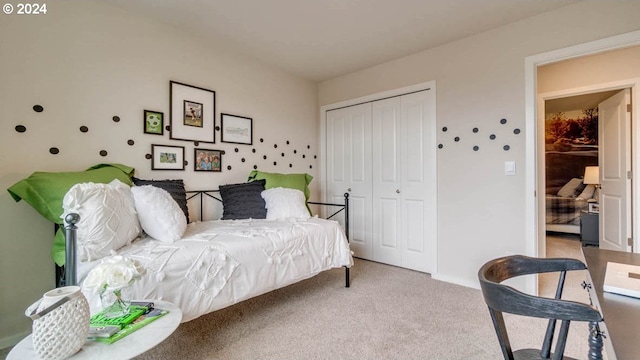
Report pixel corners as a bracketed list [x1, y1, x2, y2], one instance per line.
[372, 90, 434, 272]
[326, 103, 373, 259]
[372, 97, 403, 266]
[400, 90, 435, 273]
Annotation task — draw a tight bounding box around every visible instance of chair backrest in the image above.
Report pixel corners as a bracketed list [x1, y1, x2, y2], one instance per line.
[478, 255, 603, 360]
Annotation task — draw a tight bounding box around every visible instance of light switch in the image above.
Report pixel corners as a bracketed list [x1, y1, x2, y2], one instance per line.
[505, 161, 516, 176]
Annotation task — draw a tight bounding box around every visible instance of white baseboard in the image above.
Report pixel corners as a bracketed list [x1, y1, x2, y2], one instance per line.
[0, 330, 29, 350]
[431, 272, 481, 290]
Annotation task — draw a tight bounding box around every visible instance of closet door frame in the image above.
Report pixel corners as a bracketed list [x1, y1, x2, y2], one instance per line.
[320, 81, 438, 274]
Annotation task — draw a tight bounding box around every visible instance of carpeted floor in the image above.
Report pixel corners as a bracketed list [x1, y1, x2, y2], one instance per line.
[1, 235, 594, 360]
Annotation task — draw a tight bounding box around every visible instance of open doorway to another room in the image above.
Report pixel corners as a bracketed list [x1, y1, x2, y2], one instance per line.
[543, 91, 616, 257]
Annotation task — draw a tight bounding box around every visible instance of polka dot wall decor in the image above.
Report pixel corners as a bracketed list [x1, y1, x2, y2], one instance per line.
[436, 118, 518, 152]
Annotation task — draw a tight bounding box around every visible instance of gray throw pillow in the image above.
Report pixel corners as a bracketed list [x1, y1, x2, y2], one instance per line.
[219, 179, 267, 220]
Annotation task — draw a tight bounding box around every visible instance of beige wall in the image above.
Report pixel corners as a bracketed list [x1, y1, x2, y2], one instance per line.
[319, 1, 640, 287]
[0, 0, 318, 346]
[538, 45, 640, 93]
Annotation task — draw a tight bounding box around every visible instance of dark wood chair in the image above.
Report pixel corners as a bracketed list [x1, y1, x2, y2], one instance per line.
[478, 255, 604, 360]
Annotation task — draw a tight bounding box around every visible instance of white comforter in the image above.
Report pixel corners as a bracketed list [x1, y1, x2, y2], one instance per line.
[79, 217, 353, 322]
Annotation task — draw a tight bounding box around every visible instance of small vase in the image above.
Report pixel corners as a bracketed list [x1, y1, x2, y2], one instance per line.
[100, 285, 132, 318]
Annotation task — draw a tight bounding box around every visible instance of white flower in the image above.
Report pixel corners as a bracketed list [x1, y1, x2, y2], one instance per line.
[84, 256, 145, 294]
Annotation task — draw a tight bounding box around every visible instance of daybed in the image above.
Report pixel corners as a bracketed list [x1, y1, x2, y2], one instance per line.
[8, 165, 353, 322]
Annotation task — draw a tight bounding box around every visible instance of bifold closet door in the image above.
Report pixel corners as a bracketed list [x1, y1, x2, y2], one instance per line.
[326, 103, 373, 260]
[372, 90, 434, 273]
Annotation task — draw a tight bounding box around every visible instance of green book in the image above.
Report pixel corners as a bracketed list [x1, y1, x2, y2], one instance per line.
[90, 305, 147, 329]
[89, 308, 169, 344]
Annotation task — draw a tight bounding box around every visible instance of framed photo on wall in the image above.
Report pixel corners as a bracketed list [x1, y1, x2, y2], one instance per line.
[221, 113, 252, 145]
[144, 110, 164, 135]
[194, 148, 222, 172]
[588, 202, 600, 213]
[170, 81, 216, 143]
[151, 144, 185, 170]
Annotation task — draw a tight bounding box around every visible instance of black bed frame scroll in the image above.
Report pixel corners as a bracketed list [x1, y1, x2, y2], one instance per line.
[59, 191, 351, 288]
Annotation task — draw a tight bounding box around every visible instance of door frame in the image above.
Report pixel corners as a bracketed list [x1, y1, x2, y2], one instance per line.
[319, 80, 437, 275]
[537, 82, 638, 256]
[525, 30, 640, 293]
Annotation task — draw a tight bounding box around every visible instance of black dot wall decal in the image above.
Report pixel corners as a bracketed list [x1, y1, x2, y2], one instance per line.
[260, 138, 264, 143]
[473, 146, 479, 151]
[99, 150, 108, 157]
[442, 127, 448, 132]
[112, 116, 120, 122]
[438, 144, 443, 149]
[472, 127, 479, 133]
[504, 145, 510, 151]
[221, 150, 226, 155]
[303, 155, 306, 158]
[281, 153, 285, 157]
[454, 137, 460, 142]
[307, 145, 310, 149]
[314, 155, 317, 159]
[490, 134, 496, 140]
[80, 126, 88, 133]
[241, 158, 246, 162]
[309, 165, 313, 169]
[263, 155, 267, 159]
[254, 165, 258, 169]
[274, 144, 277, 148]
[215, 126, 220, 131]
[514, 128, 521, 134]
[286, 141, 290, 145]
[252, 149, 256, 153]
[289, 164, 293, 167]
[33, 105, 44, 112]
[165, 125, 171, 131]
[15, 125, 26, 133]
[227, 166, 232, 170]
[273, 162, 277, 166]
[185, 161, 189, 166]
[294, 150, 297, 154]
[235, 148, 239, 152]
[127, 140, 134, 146]
[49, 147, 59, 155]
[145, 154, 152, 159]
[500, 118, 507, 124]
[194, 141, 199, 146]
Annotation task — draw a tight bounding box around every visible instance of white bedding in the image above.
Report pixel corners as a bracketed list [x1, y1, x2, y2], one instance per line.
[79, 217, 353, 322]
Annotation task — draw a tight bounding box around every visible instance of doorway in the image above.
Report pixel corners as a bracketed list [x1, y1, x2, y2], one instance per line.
[524, 31, 640, 294]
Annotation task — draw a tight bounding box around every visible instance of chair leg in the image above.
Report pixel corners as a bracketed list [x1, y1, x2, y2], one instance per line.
[489, 308, 515, 360]
[542, 271, 567, 358]
[587, 322, 604, 360]
[551, 320, 570, 360]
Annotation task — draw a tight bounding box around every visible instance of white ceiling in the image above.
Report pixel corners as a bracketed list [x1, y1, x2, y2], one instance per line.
[106, 0, 581, 81]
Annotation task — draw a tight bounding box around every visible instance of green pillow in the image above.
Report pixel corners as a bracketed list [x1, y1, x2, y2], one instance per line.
[247, 170, 313, 214]
[8, 163, 134, 224]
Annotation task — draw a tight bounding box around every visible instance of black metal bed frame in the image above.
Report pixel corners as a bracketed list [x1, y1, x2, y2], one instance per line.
[58, 191, 351, 288]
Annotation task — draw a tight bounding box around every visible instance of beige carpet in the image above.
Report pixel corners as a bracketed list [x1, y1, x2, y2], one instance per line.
[1, 237, 594, 360]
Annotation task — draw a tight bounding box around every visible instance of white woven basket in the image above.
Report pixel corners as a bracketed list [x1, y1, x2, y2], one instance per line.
[25, 286, 90, 360]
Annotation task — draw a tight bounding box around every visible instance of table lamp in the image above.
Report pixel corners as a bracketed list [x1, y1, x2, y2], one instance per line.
[584, 166, 600, 188]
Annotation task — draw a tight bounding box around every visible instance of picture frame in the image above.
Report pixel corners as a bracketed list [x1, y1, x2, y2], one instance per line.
[170, 81, 216, 143]
[151, 144, 185, 170]
[221, 113, 252, 145]
[144, 110, 164, 135]
[588, 202, 600, 213]
[194, 148, 222, 172]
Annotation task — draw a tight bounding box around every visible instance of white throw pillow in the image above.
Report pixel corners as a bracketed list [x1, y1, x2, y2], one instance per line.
[556, 178, 583, 197]
[131, 185, 187, 242]
[577, 184, 596, 200]
[261, 187, 310, 220]
[62, 179, 141, 262]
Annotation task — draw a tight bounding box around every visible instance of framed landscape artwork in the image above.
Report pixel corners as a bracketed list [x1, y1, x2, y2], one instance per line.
[151, 144, 185, 170]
